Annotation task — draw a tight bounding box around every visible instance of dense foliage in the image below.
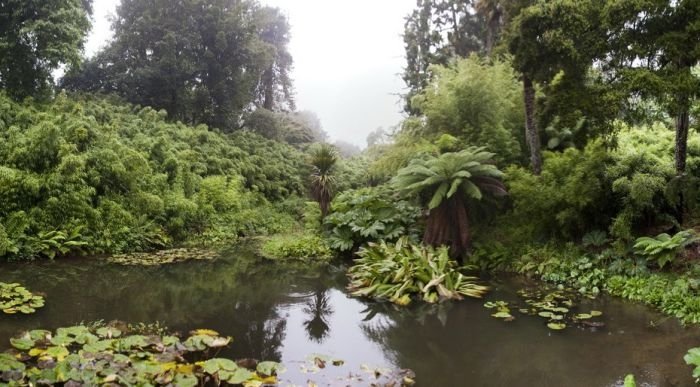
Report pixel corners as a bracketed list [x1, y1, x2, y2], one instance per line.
[62, 0, 293, 130]
[323, 186, 421, 252]
[260, 233, 332, 260]
[0, 0, 91, 99]
[1, 325, 283, 386]
[347, 237, 489, 305]
[393, 147, 507, 259]
[0, 93, 306, 260]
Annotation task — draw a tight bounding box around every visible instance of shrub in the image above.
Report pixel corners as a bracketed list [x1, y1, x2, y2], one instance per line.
[347, 237, 489, 305]
[260, 233, 332, 260]
[324, 185, 421, 252]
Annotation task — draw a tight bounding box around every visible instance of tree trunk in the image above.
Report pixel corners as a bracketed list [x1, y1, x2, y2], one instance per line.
[423, 197, 470, 261]
[262, 67, 275, 110]
[523, 76, 542, 175]
[675, 104, 690, 175]
[674, 99, 690, 225]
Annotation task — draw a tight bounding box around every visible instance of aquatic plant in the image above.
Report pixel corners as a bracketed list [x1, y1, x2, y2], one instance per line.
[685, 347, 700, 383]
[348, 237, 489, 305]
[106, 248, 218, 266]
[633, 229, 699, 269]
[0, 282, 44, 314]
[1, 325, 283, 386]
[484, 288, 605, 331]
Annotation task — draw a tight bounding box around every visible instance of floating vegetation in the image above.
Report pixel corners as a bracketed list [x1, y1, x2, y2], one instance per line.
[106, 248, 219, 266]
[484, 287, 605, 331]
[0, 282, 45, 315]
[293, 353, 416, 386]
[484, 301, 514, 321]
[348, 238, 489, 306]
[0, 324, 283, 386]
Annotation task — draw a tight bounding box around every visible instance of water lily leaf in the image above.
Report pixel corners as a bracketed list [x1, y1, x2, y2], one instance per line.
[222, 367, 255, 384]
[547, 322, 566, 330]
[576, 313, 592, 320]
[202, 358, 238, 374]
[96, 327, 122, 339]
[27, 329, 51, 341]
[192, 329, 219, 336]
[590, 310, 603, 317]
[43, 346, 70, 361]
[256, 361, 285, 376]
[491, 311, 513, 319]
[173, 373, 198, 387]
[10, 337, 34, 351]
[83, 339, 115, 353]
[0, 353, 26, 372]
[538, 311, 553, 318]
[29, 348, 46, 357]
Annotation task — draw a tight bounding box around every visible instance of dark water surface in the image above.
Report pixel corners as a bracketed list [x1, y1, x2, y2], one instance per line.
[0, 246, 698, 386]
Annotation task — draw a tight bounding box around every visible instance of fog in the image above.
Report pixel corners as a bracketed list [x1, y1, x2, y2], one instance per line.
[84, 0, 415, 148]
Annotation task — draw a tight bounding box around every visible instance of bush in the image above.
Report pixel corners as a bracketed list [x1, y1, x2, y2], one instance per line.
[260, 233, 332, 260]
[324, 185, 422, 252]
[0, 93, 308, 260]
[347, 237, 489, 305]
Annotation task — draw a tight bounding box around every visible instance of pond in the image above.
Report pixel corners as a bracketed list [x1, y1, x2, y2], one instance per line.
[0, 245, 697, 386]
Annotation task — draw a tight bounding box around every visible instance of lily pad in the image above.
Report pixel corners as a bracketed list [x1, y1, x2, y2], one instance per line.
[590, 310, 603, 317]
[491, 311, 514, 319]
[0, 324, 281, 386]
[106, 248, 218, 266]
[0, 282, 45, 315]
[547, 322, 566, 330]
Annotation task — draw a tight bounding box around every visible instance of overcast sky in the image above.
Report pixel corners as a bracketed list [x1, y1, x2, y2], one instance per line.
[84, 0, 415, 148]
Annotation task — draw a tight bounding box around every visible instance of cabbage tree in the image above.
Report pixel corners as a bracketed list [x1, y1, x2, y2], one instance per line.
[393, 147, 507, 259]
[310, 144, 337, 218]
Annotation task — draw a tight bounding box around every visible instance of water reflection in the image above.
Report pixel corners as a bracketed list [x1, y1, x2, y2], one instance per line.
[302, 289, 333, 343]
[0, 250, 698, 386]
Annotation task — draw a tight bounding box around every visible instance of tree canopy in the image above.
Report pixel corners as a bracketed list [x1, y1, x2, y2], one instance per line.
[62, 0, 294, 131]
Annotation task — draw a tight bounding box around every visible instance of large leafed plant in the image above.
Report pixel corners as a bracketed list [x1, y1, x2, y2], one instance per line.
[392, 147, 507, 259]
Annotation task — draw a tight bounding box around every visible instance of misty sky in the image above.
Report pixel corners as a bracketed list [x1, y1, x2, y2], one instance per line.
[84, 0, 415, 148]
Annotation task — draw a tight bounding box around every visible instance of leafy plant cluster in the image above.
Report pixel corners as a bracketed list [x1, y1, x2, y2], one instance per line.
[510, 244, 700, 325]
[1, 325, 283, 386]
[324, 186, 422, 252]
[347, 237, 489, 306]
[505, 124, 700, 242]
[260, 233, 332, 260]
[0, 93, 307, 260]
[0, 282, 45, 315]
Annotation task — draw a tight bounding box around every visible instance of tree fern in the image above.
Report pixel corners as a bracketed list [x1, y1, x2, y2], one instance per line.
[392, 147, 506, 259]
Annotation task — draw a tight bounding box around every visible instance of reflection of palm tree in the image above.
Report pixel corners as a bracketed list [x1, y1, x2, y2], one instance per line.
[303, 290, 333, 343]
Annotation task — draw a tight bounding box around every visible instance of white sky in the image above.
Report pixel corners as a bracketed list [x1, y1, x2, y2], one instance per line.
[84, 0, 415, 148]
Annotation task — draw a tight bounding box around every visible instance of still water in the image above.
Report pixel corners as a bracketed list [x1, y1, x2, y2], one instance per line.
[0, 246, 697, 386]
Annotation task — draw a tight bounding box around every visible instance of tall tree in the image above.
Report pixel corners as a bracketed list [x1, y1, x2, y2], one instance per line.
[61, 0, 294, 131]
[254, 6, 295, 112]
[504, 0, 608, 174]
[603, 0, 700, 175]
[402, 0, 488, 113]
[0, 0, 91, 99]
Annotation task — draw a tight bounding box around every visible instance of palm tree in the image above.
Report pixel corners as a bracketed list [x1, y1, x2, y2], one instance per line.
[310, 143, 337, 218]
[392, 147, 507, 259]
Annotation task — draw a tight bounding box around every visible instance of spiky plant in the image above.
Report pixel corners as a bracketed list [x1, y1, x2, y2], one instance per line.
[392, 147, 507, 259]
[310, 144, 338, 218]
